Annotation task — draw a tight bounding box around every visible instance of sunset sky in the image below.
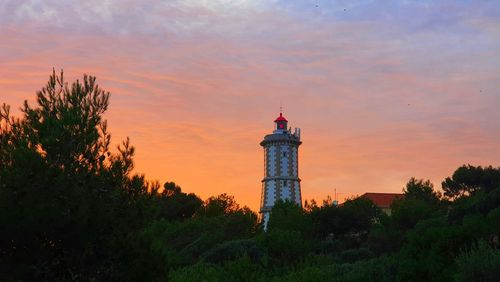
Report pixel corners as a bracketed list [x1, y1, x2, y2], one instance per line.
[1, 0, 499, 211]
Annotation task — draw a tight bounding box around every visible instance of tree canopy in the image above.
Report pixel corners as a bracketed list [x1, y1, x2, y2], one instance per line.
[442, 165, 500, 199]
[1, 71, 499, 281]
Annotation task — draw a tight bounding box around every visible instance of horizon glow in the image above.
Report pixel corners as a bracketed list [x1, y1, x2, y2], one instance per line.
[1, 0, 500, 211]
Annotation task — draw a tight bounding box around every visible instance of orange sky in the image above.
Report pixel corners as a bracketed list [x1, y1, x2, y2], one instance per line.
[1, 1, 500, 212]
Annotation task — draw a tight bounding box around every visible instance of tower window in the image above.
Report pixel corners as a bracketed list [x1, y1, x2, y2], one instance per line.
[283, 152, 287, 157]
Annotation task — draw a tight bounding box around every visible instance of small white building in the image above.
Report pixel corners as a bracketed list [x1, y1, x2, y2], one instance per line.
[259, 112, 302, 229]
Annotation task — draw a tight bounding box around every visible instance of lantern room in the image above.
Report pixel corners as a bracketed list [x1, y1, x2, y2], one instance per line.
[274, 112, 288, 132]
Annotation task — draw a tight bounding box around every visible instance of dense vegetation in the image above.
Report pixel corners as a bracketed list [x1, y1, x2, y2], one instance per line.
[1, 72, 499, 281]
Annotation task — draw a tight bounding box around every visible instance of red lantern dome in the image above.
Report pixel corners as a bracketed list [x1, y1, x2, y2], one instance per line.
[274, 112, 288, 131]
[274, 113, 288, 122]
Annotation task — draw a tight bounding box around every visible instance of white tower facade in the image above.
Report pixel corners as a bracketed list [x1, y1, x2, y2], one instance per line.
[260, 112, 302, 228]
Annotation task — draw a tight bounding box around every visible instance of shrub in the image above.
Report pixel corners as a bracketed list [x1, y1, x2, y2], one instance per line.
[339, 248, 375, 263]
[454, 240, 500, 282]
[201, 239, 265, 264]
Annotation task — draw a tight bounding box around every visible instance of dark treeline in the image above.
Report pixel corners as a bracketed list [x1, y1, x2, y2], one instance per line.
[1, 72, 499, 281]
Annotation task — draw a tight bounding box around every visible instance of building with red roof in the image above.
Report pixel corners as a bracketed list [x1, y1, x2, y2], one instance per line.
[360, 192, 403, 215]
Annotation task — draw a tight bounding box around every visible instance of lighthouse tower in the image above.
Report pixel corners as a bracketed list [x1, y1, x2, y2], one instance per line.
[260, 112, 302, 228]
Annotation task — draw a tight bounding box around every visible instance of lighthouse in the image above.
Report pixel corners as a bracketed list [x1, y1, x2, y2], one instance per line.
[260, 112, 302, 228]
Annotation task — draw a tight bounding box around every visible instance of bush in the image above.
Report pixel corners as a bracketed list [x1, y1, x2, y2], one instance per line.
[258, 229, 311, 263]
[201, 239, 265, 264]
[454, 240, 500, 282]
[340, 255, 398, 282]
[170, 256, 264, 282]
[339, 248, 375, 263]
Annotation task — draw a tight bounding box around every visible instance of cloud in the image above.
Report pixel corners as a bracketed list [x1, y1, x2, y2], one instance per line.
[1, 0, 500, 210]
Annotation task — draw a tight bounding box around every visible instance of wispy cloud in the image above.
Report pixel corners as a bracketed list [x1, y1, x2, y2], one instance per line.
[1, 0, 499, 210]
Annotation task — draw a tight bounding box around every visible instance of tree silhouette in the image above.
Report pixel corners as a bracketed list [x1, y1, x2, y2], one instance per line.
[1, 70, 499, 281]
[0, 70, 150, 280]
[442, 165, 500, 199]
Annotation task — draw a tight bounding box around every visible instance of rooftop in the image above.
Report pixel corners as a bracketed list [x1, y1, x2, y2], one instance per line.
[360, 192, 403, 208]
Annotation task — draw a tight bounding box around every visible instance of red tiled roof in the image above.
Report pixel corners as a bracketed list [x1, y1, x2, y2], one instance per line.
[361, 193, 403, 208]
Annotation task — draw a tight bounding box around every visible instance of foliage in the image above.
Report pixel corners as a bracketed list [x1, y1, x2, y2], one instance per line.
[201, 239, 265, 264]
[442, 164, 500, 199]
[267, 200, 312, 235]
[454, 240, 500, 282]
[339, 197, 382, 236]
[366, 215, 402, 255]
[448, 187, 500, 223]
[201, 193, 241, 217]
[404, 177, 441, 203]
[150, 183, 203, 221]
[169, 256, 267, 282]
[0, 70, 148, 280]
[309, 196, 382, 251]
[391, 178, 444, 231]
[1, 70, 499, 280]
[258, 201, 314, 263]
[336, 255, 398, 282]
[139, 205, 258, 270]
[339, 248, 375, 263]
